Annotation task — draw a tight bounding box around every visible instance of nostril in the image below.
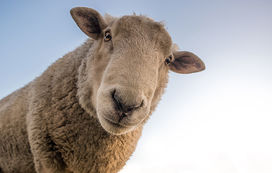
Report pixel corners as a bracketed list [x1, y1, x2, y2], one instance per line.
[139, 100, 144, 108]
[112, 89, 123, 111]
[126, 107, 134, 113]
[111, 89, 144, 114]
[128, 100, 144, 112]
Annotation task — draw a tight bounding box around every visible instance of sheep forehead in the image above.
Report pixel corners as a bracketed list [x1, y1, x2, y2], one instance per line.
[111, 15, 172, 54]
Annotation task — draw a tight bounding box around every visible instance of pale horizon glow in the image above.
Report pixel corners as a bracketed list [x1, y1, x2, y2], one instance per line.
[1, 0, 272, 172]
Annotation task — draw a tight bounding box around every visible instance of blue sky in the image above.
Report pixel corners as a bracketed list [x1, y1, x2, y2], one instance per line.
[1, 0, 272, 172]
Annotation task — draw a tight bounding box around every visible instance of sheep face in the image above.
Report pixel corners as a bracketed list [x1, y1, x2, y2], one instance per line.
[71, 7, 205, 135]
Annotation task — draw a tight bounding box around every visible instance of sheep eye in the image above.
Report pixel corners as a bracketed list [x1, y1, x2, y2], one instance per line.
[165, 55, 173, 65]
[104, 31, 112, 42]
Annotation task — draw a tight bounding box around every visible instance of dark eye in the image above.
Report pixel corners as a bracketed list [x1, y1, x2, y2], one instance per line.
[104, 31, 112, 42]
[165, 55, 173, 65]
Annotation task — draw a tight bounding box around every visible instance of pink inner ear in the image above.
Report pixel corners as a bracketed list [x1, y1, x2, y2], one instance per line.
[181, 56, 203, 69]
[170, 51, 205, 74]
[179, 56, 195, 64]
[71, 7, 107, 39]
[173, 56, 196, 69]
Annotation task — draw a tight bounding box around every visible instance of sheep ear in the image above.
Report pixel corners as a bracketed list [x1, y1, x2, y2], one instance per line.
[70, 7, 107, 40]
[170, 51, 205, 74]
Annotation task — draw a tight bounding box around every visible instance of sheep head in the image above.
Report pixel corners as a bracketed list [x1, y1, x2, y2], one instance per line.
[71, 7, 205, 135]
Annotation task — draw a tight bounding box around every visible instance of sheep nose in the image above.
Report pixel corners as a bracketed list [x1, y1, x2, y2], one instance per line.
[111, 89, 143, 115]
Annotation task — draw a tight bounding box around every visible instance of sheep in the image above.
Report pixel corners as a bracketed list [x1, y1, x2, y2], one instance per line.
[0, 7, 205, 173]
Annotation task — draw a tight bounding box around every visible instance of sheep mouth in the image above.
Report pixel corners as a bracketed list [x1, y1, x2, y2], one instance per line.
[104, 118, 124, 128]
[102, 116, 135, 128]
